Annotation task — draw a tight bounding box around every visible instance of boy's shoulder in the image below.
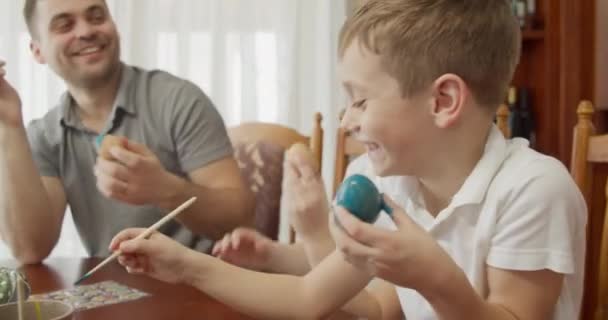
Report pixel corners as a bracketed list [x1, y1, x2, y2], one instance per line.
[496, 139, 575, 192]
[490, 138, 586, 216]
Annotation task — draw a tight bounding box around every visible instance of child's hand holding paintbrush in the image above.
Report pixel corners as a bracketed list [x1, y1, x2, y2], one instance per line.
[75, 196, 197, 285]
[110, 225, 199, 285]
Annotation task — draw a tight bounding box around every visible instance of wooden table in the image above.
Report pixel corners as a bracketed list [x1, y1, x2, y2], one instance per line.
[0, 258, 255, 320]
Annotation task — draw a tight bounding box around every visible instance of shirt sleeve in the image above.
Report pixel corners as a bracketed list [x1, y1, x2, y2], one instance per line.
[25, 119, 60, 177]
[170, 82, 234, 172]
[487, 158, 587, 274]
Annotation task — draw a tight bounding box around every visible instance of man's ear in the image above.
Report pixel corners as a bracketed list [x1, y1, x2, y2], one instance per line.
[30, 40, 46, 64]
[430, 74, 467, 128]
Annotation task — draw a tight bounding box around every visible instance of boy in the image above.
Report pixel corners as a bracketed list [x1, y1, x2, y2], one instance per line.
[111, 0, 587, 319]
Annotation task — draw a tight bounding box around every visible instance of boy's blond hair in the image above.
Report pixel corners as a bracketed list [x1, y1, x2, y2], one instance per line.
[339, 0, 521, 109]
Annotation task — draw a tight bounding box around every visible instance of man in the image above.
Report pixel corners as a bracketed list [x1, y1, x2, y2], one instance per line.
[0, 0, 254, 264]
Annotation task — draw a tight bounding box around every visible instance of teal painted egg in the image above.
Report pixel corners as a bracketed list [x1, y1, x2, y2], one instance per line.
[335, 174, 391, 223]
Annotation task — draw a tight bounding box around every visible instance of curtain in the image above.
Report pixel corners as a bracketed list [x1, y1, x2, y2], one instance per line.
[0, 0, 347, 259]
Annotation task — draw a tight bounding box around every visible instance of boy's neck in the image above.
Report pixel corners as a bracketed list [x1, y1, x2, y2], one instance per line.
[417, 122, 493, 217]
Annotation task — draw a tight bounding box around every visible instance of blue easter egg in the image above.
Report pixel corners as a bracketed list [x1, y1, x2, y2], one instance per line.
[335, 174, 384, 223]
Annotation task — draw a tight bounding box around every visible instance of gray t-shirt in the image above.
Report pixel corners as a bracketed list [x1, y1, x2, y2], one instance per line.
[26, 64, 233, 257]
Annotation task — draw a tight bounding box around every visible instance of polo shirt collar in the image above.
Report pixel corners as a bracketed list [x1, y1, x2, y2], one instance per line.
[398, 125, 509, 212]
[450, 125, 509, 207]
[59, 64, 137, 129]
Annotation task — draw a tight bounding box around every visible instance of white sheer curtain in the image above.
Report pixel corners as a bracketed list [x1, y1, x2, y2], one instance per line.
[0, 0, 347, 259]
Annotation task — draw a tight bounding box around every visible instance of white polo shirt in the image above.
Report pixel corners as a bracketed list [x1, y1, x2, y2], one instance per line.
[344, 126, 587, 320]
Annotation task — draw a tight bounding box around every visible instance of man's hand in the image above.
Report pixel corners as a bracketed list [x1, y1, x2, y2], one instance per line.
[94, 139, 183, 207]
[0, 60, 24, 128]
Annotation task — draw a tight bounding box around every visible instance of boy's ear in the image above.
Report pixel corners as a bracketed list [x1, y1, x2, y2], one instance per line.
[430, 74, 467, 128]
[30, 40, 46, 64]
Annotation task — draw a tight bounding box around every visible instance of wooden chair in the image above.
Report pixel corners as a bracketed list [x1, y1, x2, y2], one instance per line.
[570, 101, 608, 320]
[229, 113, 323, 242]
[230, 113, 324, 168]
[232, 114, 356, 320]
[333, 106, 512, 195]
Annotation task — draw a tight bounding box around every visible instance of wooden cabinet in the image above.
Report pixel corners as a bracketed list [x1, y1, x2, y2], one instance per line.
[518, 0, 604, 166]
[596, 0, 608, 112]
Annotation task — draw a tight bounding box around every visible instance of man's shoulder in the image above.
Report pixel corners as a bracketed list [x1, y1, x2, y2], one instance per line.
[26, 102, 66, 147]
[128, 65, 205, 97]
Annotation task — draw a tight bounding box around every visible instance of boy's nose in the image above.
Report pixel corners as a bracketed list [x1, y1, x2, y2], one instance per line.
[340, 107, 360, 134]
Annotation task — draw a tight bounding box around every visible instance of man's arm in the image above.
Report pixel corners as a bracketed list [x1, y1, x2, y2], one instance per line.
[420, 263, 563, 320]
[161, 156, 255, 239]
[0, 126, 67, 264]
[0, 67, 66, 264]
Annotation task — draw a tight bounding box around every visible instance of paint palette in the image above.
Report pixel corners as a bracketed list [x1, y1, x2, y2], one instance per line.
[30, 281, 148, 311]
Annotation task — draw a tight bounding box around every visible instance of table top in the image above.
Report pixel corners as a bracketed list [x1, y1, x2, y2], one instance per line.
[0, 257, 255, 320]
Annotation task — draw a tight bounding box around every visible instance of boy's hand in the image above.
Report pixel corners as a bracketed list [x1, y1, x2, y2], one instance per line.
[110, 228, 191, 284]
[0, 61, 23, 128]
[94, 139, 183, 207]
[283, 151, 330, 242]
[211, 227, 273, 271]
[331, 195, 447, 290]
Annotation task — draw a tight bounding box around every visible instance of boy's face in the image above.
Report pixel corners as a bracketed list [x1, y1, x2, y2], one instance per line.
[29, 0, 121, 87]
[338, 42, 437, 177]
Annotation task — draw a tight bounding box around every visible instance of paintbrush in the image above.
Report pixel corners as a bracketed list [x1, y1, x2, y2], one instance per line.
[74, 196, 197, 285]
[16, 275, 23, 320]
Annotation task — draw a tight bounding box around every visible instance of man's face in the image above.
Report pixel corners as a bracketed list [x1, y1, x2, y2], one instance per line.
[29, 0, 121, 88]
[338, 42, 438, 177]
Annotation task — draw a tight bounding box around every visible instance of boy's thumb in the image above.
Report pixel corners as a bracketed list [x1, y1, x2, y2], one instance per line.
[382, 195, 411, 229]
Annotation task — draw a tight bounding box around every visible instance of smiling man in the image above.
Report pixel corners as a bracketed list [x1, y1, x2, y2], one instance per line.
[0, 0, 254, 264]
